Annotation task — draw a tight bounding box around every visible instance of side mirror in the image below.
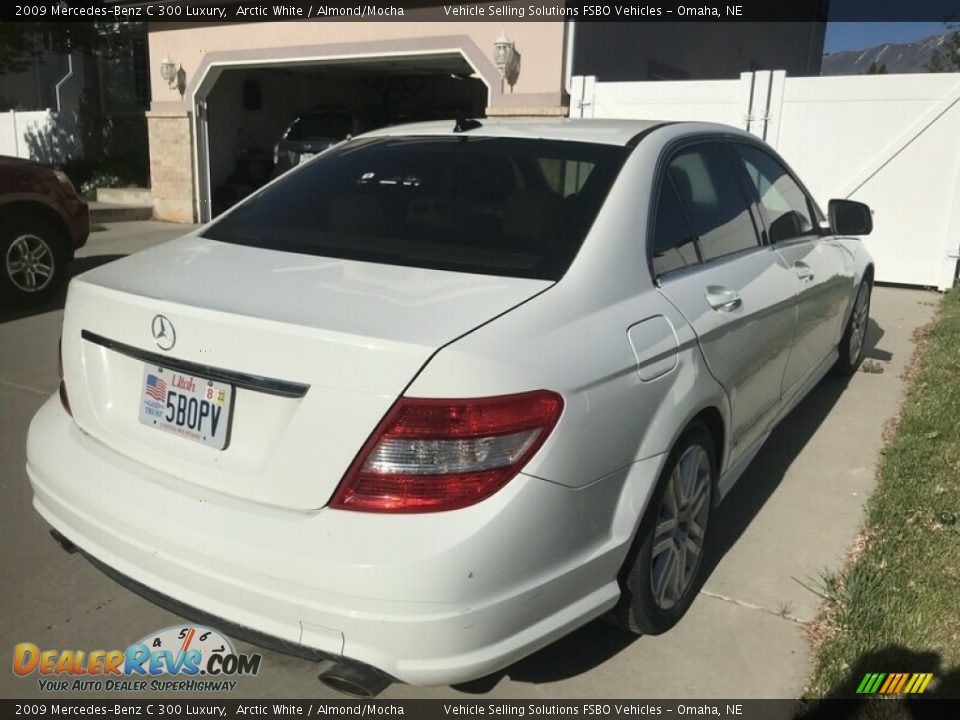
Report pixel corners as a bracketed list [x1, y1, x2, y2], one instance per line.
[828, 199, 873, 236]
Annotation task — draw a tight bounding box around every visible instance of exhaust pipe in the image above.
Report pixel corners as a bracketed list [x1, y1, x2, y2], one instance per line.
[318, 659, 392, 698]
[50, 529, 77, 554]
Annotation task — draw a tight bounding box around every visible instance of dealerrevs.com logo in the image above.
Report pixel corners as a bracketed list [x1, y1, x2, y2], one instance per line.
[13, 625, 262, 692]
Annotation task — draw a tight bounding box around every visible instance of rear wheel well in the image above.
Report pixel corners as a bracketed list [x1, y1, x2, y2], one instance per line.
[0, 201, 71, 256]
[863, 264, 874, 286]
[691, 406, 725, 476]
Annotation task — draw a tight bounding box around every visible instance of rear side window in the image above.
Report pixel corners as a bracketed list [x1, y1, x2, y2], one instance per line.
[203, 136, 628, 280]
[652, 178, 699, 276]
[666, 143, 760, 262]
[735, 143, 815, 242]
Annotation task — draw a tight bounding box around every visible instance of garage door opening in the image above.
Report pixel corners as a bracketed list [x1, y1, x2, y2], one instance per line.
[201, 54, 488, 219]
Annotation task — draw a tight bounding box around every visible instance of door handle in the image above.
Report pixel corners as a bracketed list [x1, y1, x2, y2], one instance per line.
[705, 287, 742, 312]
[795, 262, 815, 281]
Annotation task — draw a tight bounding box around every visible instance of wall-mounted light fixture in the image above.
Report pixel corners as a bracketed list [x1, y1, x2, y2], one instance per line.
[160, 54, 176, 86]
[160, 53, 188, 97]
[493, 32, 521, 88]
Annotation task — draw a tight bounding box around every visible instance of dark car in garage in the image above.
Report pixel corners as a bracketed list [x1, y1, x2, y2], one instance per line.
[272, 108, 357, 175]
[0, 155, 90, 307]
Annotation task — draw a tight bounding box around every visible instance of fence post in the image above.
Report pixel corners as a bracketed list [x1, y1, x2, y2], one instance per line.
[764, 70, 788, 150]
[749, 70, 773, 140]
[737, 72, 755, 132]
[569, 75, 595, 118]
[940, 155, 960, 290]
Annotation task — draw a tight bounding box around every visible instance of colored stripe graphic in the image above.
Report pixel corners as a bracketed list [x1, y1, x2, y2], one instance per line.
[856, 673, 878, 694]
[857, 672, 933, 694]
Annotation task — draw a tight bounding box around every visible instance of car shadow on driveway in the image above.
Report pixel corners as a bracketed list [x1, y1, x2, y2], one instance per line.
[0, 254, 126, 325]
[863, 319, 891, 363]
[456, 320, 889, 693]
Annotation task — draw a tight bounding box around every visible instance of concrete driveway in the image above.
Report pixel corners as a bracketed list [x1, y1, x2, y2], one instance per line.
[0, 222, 937, 700]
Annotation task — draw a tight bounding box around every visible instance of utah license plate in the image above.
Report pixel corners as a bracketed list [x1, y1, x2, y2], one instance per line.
[138, 365, 233, 449]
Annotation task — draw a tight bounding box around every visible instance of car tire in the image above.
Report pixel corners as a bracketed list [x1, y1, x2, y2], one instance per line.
[0, 214, 68, 307]
[605, 423, 716, 635]
[832, 279, 871, 377]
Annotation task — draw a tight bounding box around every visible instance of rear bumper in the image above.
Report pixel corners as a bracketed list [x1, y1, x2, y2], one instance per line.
[27, 395, 649, 686]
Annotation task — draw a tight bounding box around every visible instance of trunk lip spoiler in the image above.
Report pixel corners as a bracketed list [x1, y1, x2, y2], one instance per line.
[80, 329, 310, 399]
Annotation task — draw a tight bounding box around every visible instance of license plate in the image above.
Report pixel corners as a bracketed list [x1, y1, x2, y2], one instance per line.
[138, 365, 233, 449]
[299, 152, 315, 163]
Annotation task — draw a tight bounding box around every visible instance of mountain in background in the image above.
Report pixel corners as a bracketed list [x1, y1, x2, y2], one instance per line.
[821, 30, 955, 75]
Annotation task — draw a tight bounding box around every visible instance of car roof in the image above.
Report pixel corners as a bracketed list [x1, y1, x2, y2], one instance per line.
[359, 118, 744, 147]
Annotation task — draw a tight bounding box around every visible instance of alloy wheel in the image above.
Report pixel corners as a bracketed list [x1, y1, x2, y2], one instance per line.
[650, 444, 711, 611]
[5, 234, 56, 293]
[848, 283, 870, 364]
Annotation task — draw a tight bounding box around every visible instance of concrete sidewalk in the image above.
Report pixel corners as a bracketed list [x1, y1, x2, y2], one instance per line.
[0, 223, 938, 700]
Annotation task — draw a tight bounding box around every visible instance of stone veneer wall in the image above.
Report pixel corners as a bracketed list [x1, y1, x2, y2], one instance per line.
[147, 111, 195, 223]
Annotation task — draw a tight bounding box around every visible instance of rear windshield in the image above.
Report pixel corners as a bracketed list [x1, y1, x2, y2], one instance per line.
[285, 113, 353, 141]
[202, 136, 629, 280]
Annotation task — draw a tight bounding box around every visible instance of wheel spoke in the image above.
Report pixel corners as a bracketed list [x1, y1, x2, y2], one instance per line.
[653, 546, 675, 606]
[664, 468, 680, 517]
[655, 517, 677, 537]
[676, 540, 689, 587]
[652, 535, 674, 559]
[689, 483, 708, 518]
[668, 544, 683, 602]
[687, 518, 704, 539]
[673, 463, 687, 508]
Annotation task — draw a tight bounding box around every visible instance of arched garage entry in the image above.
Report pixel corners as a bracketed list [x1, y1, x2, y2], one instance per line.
[192, 49, 490, 222]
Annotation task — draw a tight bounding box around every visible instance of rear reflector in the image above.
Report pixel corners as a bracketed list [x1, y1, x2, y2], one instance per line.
[58, 338, 71, 416]
[331, 391, 563, 513]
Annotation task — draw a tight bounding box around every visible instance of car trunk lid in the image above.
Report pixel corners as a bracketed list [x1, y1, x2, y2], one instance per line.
[60, 234, 551, 510]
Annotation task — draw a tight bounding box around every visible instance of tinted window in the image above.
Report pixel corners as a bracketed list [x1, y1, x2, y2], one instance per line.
[735, 144, 814, 242]
[203, 136, 628, 280]
[652, 178, 699, 276]
[667, 143, 759, 262]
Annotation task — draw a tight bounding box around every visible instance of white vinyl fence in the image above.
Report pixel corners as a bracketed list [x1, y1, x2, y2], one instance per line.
[0, 110, 82, 164]
[571, 71, 960, 290]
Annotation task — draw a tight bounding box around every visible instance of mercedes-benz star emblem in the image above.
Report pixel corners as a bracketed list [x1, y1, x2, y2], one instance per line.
[151, 315, 176, 351]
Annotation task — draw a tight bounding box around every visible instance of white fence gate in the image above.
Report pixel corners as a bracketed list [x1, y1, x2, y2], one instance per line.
[571, 72, 960, 290]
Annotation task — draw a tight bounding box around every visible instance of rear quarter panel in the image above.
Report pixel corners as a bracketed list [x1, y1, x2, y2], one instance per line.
[405, 127, 732, 489]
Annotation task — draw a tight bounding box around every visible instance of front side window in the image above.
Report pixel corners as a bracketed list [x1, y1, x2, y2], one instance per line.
[735, 143, 815, 243]
[665, 143, 760, 262]
[203, 136, 628, 281]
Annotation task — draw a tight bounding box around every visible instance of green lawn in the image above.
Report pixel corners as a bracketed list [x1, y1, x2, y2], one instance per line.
[806, 287, 960, 699]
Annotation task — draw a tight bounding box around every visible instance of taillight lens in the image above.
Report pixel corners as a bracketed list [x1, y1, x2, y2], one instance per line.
[331, 390, 564, 513]
[58, 338, 71, 416]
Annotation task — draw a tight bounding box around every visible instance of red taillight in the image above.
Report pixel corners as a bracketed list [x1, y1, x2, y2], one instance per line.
[58, 338, 71, 416]
[331, 390, 564, 513]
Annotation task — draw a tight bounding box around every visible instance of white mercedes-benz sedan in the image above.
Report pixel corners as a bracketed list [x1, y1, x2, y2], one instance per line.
[27, 119, 874, 695]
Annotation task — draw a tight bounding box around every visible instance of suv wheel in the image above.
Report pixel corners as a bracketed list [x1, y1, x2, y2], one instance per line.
[1, 215, 67, 307]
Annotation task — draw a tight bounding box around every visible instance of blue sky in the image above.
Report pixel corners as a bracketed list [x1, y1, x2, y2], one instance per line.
[824, 22, 950, 54]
